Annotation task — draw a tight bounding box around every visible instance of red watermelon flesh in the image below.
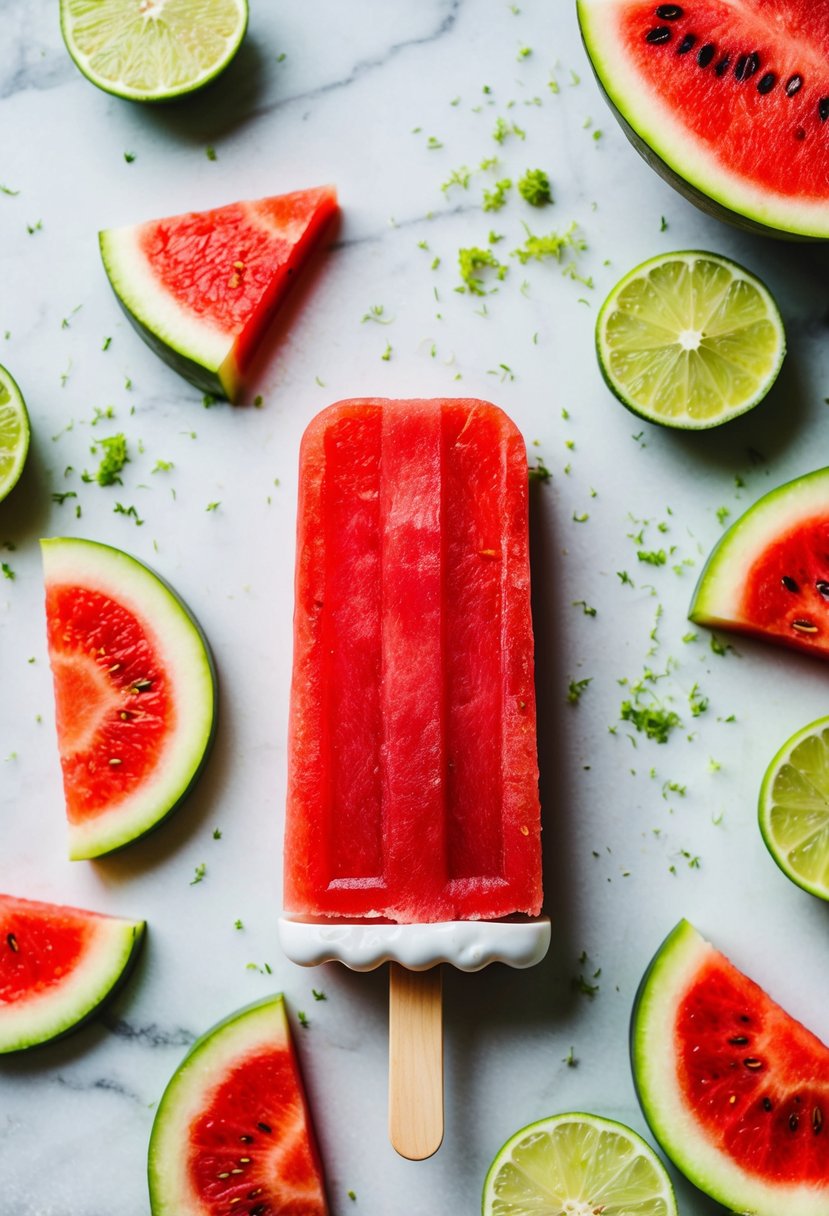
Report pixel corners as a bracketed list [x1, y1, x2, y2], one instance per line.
[740, 516, 829, 655]
[1, 896, 92, 1003]
[677, 947, 829, 1184]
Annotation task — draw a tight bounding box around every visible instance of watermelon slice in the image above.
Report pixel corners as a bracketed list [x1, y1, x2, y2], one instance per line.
[632, 920, 829, 1216]
[99, 185, 338, 401]
[577, 0, 829, 239]
[0, 893, 144, 1053]
[689, 467, 829, 660]
[148, 995, 328, 1216]
[42, 537, 216, 860]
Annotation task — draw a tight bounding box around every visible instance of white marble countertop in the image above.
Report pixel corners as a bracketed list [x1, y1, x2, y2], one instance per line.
[2, 2, 829, 1214]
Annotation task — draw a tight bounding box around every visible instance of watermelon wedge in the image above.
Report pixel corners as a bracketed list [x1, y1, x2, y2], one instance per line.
[148, 995, 328, 1216]
[632, 920, 829, 1216]
[42, 537, 216, 860]
[0, 893, 144, 1053]
[99, 185, 338, 401]
[577, 0, 829, 239]
[689, 467, 829, 660]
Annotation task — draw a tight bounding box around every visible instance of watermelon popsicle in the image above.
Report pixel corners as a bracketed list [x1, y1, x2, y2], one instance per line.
[279, 398, 550, 1156]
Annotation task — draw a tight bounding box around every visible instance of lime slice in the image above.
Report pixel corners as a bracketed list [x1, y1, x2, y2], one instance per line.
[59, 0, 248, 103]
[0, 365, 30, 504]
[482, 1111, 677, 1216]
[596, 251, 785, 430]
[759, 717, 829, 901]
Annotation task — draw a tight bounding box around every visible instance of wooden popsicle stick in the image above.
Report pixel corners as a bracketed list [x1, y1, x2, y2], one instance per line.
[388, 963, 444, 1160]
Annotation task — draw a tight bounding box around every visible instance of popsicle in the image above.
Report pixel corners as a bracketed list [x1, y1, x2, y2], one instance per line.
[279, 398, 549, 1157]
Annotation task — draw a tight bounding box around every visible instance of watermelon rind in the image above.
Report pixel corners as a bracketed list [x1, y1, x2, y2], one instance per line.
[759, 716, 829, 901]
[689, 466, 829, 633]
[99, 226, 237, 400]
[576, 0, 829, 241]
[148, 995, 325, 1216]
[631, 920, 829, 1216]
[0, 903, 144, 1053]
[41, 537, 217, 860]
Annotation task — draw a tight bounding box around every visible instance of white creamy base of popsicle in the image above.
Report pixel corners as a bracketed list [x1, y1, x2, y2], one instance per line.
[278, 917, 551, 973]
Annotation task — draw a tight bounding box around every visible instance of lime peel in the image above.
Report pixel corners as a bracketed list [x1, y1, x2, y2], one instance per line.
[759, 716, 829, 901]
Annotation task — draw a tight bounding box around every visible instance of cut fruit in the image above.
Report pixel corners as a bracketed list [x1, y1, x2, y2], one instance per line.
[689, 466, 829, 659]
[0, 364, 30, 503]
[0, 893, 144, 1052]
[148, 995, 328, 1216]
[596, 251, 786, 429]
[481, 1111, 677, 1216]
[578, 0, 829, 239]
[42, 537, 216, 860]
[60, 0, 248, 103]
[99, 186, 338, 401]
[760, 717, 829, 900]
[632, 920, 829, 1216]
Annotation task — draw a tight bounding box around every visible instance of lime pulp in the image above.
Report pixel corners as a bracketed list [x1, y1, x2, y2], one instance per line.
[759, 717, 829, 901]
[0, 365, 30, 504]
[482, 1112, 677, 1216]
[596, 251, 786, 429]
[59, 0, 249, 103]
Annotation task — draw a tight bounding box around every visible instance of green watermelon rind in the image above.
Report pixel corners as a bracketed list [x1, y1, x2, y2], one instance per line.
[576, 1, 829, 242]
[0, 910, 144, 1053]
[99, 227, 238, 400]
[41, 537, 217, 860]
[689, 466, 829, 635]
[148, 995, 294, 1216]
[632, 920, 829, 1216]
[595, 250, 786, 430]
[758, 716, 829, 901]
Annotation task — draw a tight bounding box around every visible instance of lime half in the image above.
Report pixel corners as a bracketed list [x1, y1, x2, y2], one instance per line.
[482, 1111, 676, 1216]
[760, 717, 829, 901]
[596, 251, 785, 429]
[0, 365, 30, 504]
[60, 0, 248, 103]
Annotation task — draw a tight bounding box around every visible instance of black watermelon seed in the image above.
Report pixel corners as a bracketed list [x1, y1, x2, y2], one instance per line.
[781, 576, 799, 592]
[697, 43, 716, 67]
[239, 1134, 254, 1144]
[795, 127, 807, 140]
[677, 33, 696, 54]
[814, 1107, 824, 1134]
[256, 1122, 272, 1134]
[819, 98, 829, 122]
[786, 74, 804, 97]
[739, 1014, 751, 1023]
[715, 55, 731, 77]
[790, 1113, 800, 1132]
[6, 933, 18, 952]
[757, 72, 776, 94]
[816, 580, 829, 598]
[646, 26, 672, 44]
[762, 1098, 773, 1112]
[249, 1206, 267, 1216]
[728, 1035, 749, 1045]
[656, 4, 683, 17]
[734, 52, 760, 81]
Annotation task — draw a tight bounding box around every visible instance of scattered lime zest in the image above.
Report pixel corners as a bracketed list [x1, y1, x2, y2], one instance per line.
[190, 863, 207, 886]
[482, 178, 512, 211]
[458, 247, 507, 294]
[517, 168, 552, 206]
[567, 677, 592, 704]
[90, 433, 129, 486]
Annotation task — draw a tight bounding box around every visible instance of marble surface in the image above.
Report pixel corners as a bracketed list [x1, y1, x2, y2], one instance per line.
[2, 2, 829, 1214]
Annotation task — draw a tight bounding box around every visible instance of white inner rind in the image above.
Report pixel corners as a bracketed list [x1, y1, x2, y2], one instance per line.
[0, 915, 143, 1051]
[690, 468, 829, 622]
[578, 0, 829, 238]
[633, 920, 828, 1216]
[41, 538, 215, 859]
[148, 997, 289, 1216]
[100, 226, 231, 376]
[278, 917, 552, 972]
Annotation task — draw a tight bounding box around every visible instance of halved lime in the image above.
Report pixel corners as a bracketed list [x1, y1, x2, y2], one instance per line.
[0, 365, 30, 504]
[596, 251, 785, 429]
[759, 717, 829, 901]
[60, 0, 248, 103]
[482, 1111, 677, 1216]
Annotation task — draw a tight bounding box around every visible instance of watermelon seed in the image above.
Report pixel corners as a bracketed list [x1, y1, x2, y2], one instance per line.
[646, 27, 672, 45]
[107, 663, 121, 673]
[728, 1035, 749, 1045]
[655, 4, 683, 16]
[131, 678, 153, 692]
[792, 619, 819, 633]
[238, 1158, 252, 1164]
[119, 711, 133, 721]
[743, 1058, 763, 1070]
[231, 1168, 244, 1175]
[256, 1122, 272, 1134]
[814, 1107, 823, 1133]
[817, 580, 829, 598]
[786, 74, 804, 97]
[789, 1113, 800, 1131]
[819, 98, 829, 122]
[108, 757, 122, 766]
[677, 33, 696, 54]
[781, 576, 799, 592]
[249, 1206, 267, 1216]
[763, 1098, 773, 1111]
[734, 52, 760, 82]
[697, 43, 716, 67]
[715, 55, 731, 77]
[217, 1172, 231, 1180]
[6, 932, 18, 952]
[239, 1135, 254, 1144]
[757, 73, 776, 95]
[795, 128, 806, 140]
